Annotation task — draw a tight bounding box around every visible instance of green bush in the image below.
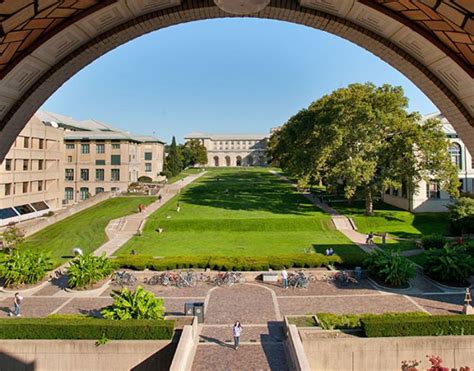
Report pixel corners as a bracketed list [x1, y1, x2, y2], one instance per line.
[67, 254, 114, 289]
[364, 250, 415, 287]
[362, 315, 474, 337]
[317, 312, 428, 330]
[0, 250, 51, 286]
[421, 234, 447, 249]
[448, 197, 474, 234]
[0, 317, 174, 339]
[112, 254, 345, 271]
[423, 245, 472, 286]
[101, 286, 165, 320]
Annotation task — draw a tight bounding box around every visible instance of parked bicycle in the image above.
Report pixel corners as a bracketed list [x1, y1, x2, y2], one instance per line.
[288, 271, 309, 288]
[213, 271, 245, 287]
[322, 270, 358, 285]
[112, 271, 137, 286]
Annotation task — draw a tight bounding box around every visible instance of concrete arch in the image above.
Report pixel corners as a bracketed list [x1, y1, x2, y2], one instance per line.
[0, 0, 472, 161]
[225, 155, 231, 167]
[213, 155, 220, 167]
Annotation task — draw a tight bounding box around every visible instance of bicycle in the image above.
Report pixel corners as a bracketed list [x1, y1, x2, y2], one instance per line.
[112, 271, 137, 286]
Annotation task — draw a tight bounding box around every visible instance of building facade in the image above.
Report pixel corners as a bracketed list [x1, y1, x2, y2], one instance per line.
[0, 111, 165, 226]
[0, 115, 64, 225]
[184, 133, 269, 167]
[382, 113, 473, 213]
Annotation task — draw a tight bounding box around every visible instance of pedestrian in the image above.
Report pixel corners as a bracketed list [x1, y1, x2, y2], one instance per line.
[232, 321, 242, 350]
[9, 292, 23, 317]
[158, 194, 162, 203]
[281, 268, 288, 289]
[176, 202, 181, 213]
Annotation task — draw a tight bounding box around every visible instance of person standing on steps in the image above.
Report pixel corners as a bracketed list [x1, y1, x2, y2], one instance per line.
[9, 292, 23, 317]
[232, 321, 242, 350]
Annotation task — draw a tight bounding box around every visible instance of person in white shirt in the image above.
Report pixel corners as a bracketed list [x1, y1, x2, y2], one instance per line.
[281, 268, 288, 289]
[9, 292, 22, 317]
[232, 321, 242, 350]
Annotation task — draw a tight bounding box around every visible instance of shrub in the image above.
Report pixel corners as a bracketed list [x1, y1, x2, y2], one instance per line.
[448, 197, 474, 235]
[0, 249, 51, 286]
[317, 312, 428, 330]
[423, 245, 472, 286]
[364, 250, 415, 287]
[67, 254, 114, 289]
[362, 315, 474, 337]
[0, 317, 174, 339]
[421, 234, 447, 249]
[101, 286, 165, 320]
[138, 176, 153, 183]
[0, 226, 24, 252]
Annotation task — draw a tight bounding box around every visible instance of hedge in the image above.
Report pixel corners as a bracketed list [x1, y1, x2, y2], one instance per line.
[316, 312, 428, 330]
[0, 318, 175, 340]
[112, 254, 346, 271]
[362, 315, 474, 337]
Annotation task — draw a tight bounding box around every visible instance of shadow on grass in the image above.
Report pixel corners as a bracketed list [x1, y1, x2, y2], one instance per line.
[179, 170, 317, 216]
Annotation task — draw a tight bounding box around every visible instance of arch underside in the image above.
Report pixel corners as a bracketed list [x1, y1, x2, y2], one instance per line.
[0, 0, 472, 161]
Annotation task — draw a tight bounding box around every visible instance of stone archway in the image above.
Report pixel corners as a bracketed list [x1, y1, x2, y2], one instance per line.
[225, 155, 231, 167]
[0, 0, 472, 161]
[236, 156, 242, 166]
[213, 156, 219, 167]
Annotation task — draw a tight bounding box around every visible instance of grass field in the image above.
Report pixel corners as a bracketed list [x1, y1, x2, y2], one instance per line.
[167, 168, 204, 184]
[332, 201, 450, 239]
[116, 168, 359, 257]
[19, 196, 156, 266]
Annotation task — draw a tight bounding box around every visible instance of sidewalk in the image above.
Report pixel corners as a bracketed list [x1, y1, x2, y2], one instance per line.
[94, 171, 206, 257]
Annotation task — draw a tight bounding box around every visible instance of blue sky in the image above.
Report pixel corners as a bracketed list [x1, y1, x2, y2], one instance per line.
[42, 18, 437, 143]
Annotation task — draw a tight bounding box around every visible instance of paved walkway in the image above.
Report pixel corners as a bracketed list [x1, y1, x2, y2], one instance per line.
[94, 171, 206, 257]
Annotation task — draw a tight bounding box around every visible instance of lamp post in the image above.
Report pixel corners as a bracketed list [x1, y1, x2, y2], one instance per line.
[214, 0, 271, 15]
[463, 287, 473, 315]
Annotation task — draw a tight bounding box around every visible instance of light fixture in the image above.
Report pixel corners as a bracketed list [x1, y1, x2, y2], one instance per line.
[214, 0, 271, 15]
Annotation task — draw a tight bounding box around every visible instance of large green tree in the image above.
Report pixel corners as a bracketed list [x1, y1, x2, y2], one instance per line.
[164, 136, 183, 177]
[187, 139, 208, 166]
[270, 83, 459, 215]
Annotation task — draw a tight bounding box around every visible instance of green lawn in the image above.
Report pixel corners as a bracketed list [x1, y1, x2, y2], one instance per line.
[167, 168, 204, 184]
[332, 201, 450, 239]
[19, 196, 156, 266]
[116, 168, 359, 257]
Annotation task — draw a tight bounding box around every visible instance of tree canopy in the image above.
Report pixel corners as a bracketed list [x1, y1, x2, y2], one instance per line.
[269, 83, 459, 215]
[164, 136, 183, 177]
[179, 139, 208, 168]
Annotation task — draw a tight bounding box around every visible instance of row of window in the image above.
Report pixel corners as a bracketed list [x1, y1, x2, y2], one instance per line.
[66, 143, 122, 153]
[16, 137, 45, 150]
[67, 155, 121, 165]
[2, 159, 45, 171]
[65, 168, 121, 182]
[215, 140, 259, 145]
[64, 187, 120, 201]
[3, 181, 44, 196]
[0, 201, 49, 220]
[386, 182, 441, 199]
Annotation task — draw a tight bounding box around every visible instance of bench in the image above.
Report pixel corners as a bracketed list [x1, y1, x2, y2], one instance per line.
[262, 272, 278, 282]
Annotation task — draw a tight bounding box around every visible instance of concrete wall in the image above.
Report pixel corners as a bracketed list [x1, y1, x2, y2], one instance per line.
[0, 339, 173, 371]
[299, 330, 474, 371]
[169, 316, 200, 371]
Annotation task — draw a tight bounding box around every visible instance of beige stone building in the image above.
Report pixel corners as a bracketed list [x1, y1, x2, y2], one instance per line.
[185, 133, 269, 167]
[0, 115, 64, 226]
[0, 111, 165, 225]
[383, 113, 474, 213]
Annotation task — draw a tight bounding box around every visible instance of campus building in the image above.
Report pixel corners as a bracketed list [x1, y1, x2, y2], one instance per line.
[184, 133, 269, 167]
[382, 113, 473, 213]
[0, 111, 165, 225]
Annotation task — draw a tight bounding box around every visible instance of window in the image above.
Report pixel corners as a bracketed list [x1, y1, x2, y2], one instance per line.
[38, 181, 43, 192]
[67, 156, 73, 163]
[427, 182, 440, 199]
[66, 143, 75, 150]
[112, 143, 120, 149]
[65, 187, 74, 201]
[14, 204, 34, 215]
[96, 169, 104, 181]
[144, 152, 152, 160]
[393, 188, 399, 197]
[111, 169, 120, 181]
[38, 160, 43, 170]
[96, 159, 105, 165]
[22, 182, 29, 193]
[23, 159, 28, 171]
[145, 163, 152, 172]
[448, 143, 462, 169]
[31, 201, 48, 211]
[401, 181, 408, 198]
[81, 144, 90, 154]
[80, 187, 89, 200]
[96, 144, 105, 154]
[0, 207, 17, 220]
[95, 187, 104, 194]
[5, 159, 11, 171]
[65, 169, 74, 181]
[24, 137, 29, 148]
[111, 155, 121, 165]
[80, 169, 89, 181]
[5, 183, 11, 196]
[39, 139, 44, 149]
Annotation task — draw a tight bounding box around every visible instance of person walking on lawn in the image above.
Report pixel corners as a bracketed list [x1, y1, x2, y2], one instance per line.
[9, 292, 23, 317]
[232, 321, 242, 350]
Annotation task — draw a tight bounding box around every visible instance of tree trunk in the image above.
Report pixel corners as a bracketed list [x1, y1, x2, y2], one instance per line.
[365, 189, 374, 216]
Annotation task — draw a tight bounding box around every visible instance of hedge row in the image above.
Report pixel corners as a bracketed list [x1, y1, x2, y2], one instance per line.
[362, 315, 474, 337]
[0, 318, 174, 340]
[112, 254, 345, 271]
[316, 312, 428, 330]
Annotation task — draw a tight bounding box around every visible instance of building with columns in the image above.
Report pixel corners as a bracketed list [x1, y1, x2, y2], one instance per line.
[382, 113, 474, 213]
[184, 133, 269, 167]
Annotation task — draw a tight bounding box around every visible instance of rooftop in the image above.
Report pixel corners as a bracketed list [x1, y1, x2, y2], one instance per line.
[185, 132, 269, 140]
